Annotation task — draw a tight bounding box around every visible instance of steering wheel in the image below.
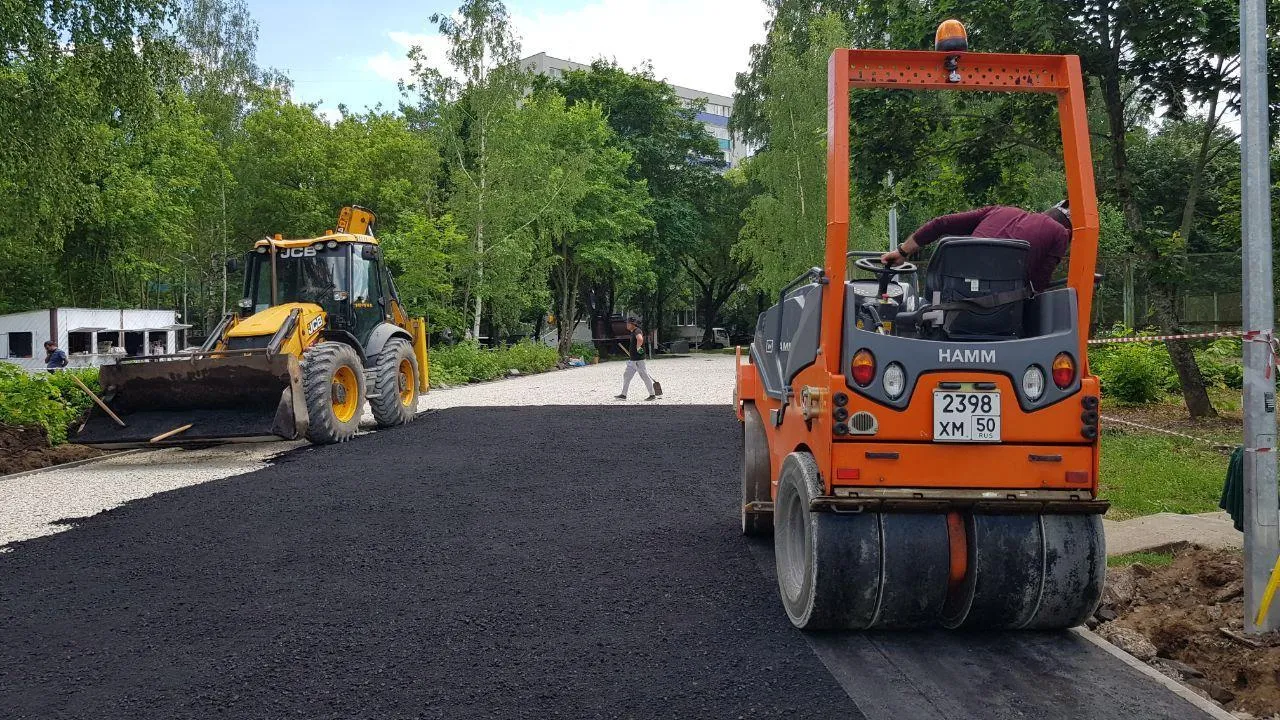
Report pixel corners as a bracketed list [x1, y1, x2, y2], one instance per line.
[853, 256, 918, 298]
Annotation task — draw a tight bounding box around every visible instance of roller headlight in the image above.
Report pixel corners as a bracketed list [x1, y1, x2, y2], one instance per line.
[1023, 365, 1046, 401]
[883, 363, 906, 399]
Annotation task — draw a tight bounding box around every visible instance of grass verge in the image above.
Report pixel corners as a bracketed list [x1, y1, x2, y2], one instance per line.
[1100, 428, 1229, 520]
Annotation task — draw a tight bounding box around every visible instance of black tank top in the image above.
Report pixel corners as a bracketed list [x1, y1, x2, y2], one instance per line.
[628, 329, 643, 361]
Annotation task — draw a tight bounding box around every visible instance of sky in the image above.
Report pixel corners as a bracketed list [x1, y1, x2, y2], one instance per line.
[248, 0, 771, 119]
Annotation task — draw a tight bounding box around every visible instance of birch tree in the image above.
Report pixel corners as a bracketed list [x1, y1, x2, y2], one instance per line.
[405, 0, 527, 340]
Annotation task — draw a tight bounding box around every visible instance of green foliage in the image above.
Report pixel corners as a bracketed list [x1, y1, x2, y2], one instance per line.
[737, 13, 849, 292]
[549, 58, 723, 350]
[1092, 330, 1245, 402]
[429, 341, 558, 386]
[1194, 338, 1244, 390]
[1093, 341, 1171, 404]
[568, 341, 599, 362]
[501, 341, 560, 374]
[0, 365, 100, 445]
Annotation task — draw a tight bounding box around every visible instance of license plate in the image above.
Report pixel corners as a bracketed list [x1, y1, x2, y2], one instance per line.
[933, 391, 1001, 442]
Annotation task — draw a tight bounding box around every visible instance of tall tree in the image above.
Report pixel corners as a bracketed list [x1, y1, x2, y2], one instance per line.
[550, 60, 721, 340]
[737, 13, 849, 291]
[405, 0, 528, 340]
[0, 0, 176, 312]
[682, 171, 754, 346]
[516, 95, 654, 358]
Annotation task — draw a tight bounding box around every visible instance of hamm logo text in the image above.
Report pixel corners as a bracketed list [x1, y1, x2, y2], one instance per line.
[938, 348, 996, 364]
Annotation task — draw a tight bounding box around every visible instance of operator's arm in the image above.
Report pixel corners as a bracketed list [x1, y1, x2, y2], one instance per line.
[882, 207, 994, 264]
[636, 332, 644, 350]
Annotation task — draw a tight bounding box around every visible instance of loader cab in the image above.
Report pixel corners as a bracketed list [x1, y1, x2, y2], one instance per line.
[241, 237, 393, 345]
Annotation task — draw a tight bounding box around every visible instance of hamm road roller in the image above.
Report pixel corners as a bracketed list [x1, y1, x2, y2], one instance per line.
[734, 23, 1107, 630]
[76, 206, 429, 448]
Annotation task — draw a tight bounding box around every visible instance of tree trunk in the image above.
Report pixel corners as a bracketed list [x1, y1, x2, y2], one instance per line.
[471, 124, 487, 341]
[1150, 289, 1217, 418]
[1100, 44, 1216, 418]
[701, 287, 716, 346]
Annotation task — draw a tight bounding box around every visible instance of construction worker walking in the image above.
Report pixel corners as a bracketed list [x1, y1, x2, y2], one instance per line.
[615, 317, 658, 401]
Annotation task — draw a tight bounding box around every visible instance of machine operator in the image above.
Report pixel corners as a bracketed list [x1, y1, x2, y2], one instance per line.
[880, 201, 1072, 291]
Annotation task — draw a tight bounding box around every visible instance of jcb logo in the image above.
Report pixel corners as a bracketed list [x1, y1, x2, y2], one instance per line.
[279, 247, 317, 258]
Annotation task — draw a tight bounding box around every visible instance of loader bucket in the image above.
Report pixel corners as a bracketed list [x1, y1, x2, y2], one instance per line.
[74, 351, 309, 448]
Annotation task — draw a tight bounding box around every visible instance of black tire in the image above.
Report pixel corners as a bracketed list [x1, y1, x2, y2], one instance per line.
[302, 341, 365, 444]
[370, 338, 419, 428]
[741, 403, 772, 536]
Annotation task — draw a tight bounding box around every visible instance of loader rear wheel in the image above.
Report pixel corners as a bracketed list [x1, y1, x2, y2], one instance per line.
[740, 403, 772, 536]
[370, 338, 418, 428]
[303, 341, 365, 444]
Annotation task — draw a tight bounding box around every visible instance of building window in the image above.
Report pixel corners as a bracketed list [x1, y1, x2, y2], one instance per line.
[68, 331, 94, 354]
[8, 332, 32, 358]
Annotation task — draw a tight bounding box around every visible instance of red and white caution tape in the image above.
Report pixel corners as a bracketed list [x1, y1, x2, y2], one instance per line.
[1099, 414, 1224, 446]
[1087, 329, 1248, 345]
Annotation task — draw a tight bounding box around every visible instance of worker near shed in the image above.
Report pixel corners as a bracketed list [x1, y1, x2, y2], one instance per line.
[880, 201, 1072, 291]
[43, 341, 68, 373]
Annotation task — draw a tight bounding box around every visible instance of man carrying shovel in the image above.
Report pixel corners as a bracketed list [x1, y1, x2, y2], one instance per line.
[615, 317, 661, 401]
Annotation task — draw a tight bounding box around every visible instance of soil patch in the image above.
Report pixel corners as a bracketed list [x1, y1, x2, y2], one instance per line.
[1103, 402, 1243, 444]
[0, 424, 100, 476]
[1100, 546, 1280, 716]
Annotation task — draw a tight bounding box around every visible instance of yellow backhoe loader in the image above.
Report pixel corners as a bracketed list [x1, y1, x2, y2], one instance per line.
[76, 206, 430, 448]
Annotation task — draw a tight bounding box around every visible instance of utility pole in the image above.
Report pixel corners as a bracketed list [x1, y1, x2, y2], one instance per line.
[1239, 0, 1278, 634]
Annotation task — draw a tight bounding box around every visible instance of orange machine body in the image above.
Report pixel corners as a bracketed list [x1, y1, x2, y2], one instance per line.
[735, 48, 1102, 505]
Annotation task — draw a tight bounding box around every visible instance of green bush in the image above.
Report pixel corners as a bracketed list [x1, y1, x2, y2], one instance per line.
[568, 341, 598, 362]
[429, 341, 559, 387]
[503, 341, 559, 374]
[0, 363, 100, 445]
[1093, 342, 1168, 404]
[1194, 338, 1244, 390]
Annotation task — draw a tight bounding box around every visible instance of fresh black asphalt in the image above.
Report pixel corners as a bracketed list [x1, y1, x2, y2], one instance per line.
[1, 405, 1213, 719]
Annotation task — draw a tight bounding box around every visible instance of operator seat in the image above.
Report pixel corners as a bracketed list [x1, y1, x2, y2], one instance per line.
[895, 237, 1031, 341]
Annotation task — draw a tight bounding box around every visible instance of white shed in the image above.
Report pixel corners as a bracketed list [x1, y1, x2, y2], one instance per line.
[0, 308, 188, 372]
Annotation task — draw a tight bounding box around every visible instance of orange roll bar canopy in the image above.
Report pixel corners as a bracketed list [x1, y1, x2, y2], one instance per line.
[823, 47, 1100, 374]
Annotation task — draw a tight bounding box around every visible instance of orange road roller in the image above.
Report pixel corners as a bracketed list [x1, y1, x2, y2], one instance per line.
[734, 23, 1107, 630]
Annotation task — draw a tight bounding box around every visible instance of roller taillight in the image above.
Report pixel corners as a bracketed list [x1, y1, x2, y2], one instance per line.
[851, 350, 875, 386]
[1052, 353, 1075, 389]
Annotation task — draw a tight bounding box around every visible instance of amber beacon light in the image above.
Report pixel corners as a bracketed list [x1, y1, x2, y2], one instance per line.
[934, 19, 969, 52]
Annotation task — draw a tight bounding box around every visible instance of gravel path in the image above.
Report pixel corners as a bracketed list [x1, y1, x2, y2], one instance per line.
[417, 355, 735, 409]
[1, 355, 734, 550]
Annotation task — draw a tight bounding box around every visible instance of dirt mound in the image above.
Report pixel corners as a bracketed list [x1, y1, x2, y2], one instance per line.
[0, 424, 100, 476]
[1102, 547, 1280, 716]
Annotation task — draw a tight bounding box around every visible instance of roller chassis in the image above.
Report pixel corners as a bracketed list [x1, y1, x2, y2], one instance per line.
[733, 43, 1109, 631]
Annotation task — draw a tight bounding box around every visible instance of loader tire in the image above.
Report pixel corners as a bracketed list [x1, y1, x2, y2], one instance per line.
[741, 402, 772, 536]
[302, 341, 365, 444]
[370, 338, 419, 428]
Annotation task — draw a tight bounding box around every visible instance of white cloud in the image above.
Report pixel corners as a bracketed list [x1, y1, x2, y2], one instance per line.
[315, 107, 344, 125]
[367, 31, 451, 84]
[366, 0, 771, 98]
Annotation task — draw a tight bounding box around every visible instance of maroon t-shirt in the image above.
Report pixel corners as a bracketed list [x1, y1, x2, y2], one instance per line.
[911, 206, 1069, 291]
